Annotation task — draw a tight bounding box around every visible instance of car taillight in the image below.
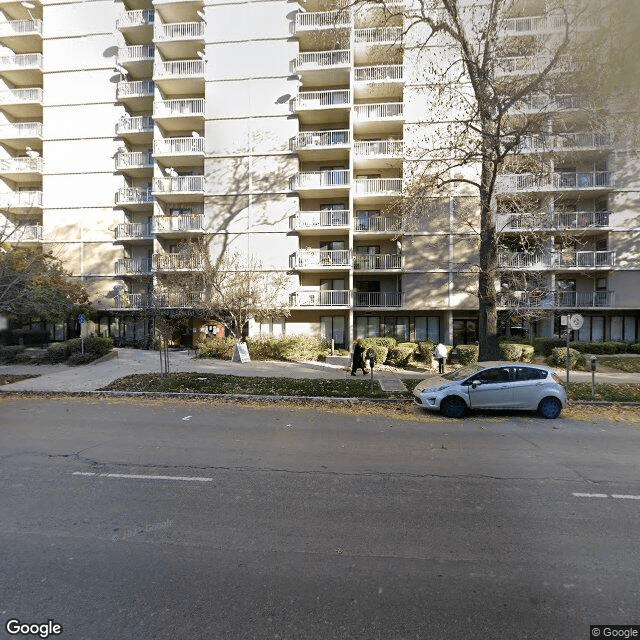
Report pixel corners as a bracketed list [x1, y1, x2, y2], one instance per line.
[551, 372, 564, 385]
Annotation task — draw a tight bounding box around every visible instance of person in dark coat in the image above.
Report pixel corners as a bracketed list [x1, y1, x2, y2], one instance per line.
[351, 339, 367, 375]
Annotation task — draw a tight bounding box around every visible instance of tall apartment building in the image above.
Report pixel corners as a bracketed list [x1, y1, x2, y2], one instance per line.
[0, 0, 638, 347]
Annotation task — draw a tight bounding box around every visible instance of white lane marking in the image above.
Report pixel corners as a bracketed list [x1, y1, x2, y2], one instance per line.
[572, 492, 609, 498]
[612, 494, 640, 500]
[73, 472, 212, 482]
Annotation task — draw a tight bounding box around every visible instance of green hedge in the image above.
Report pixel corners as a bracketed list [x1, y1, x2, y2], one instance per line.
[416, 341, 435, 362]
[456, 345, 479, 365]
[386, 342, 418, 367]
[361, 338, 394, 367]
[46, 336, 113, 364]
[628, 343, 640, 354]
[535, 338, 567, 356]
[196, 337, 237, 359]
[0, 345, 26, 364]
[570, 341, 628, 354]
[546, 347, 586, 369]
[498, 342, 535, 362]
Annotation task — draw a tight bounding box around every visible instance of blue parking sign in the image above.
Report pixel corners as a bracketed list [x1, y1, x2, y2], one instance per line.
[78, 313, 86, 325]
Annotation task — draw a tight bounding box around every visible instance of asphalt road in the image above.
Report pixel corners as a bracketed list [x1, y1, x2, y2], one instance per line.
[1, 397, 639, 640]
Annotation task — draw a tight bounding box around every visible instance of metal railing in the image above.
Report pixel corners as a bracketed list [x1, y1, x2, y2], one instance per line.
[115, 151, 153, 169]
[153, 176, 204, 193]
[0, 157, 42, 172]
[290, 49, 350, 72]
[353, 140, 403, 157]
[12, 224, 42, 241]
[354, 178, 402, 194]
[354, 64, 403, 82]
[152, 253, 206, 270]
[155, 21, 204, 41]
[116, 115, 153, 135]
[353, 291, 404, 307]
[501, 14, 567, 34]
[499, 290, 615, 308]
[353, 216, 402, 232]
[0, 122, 42, 138]
[0, 53, 43, 70]
[114, 291, 204, 309]
[153, 137, 204, 155]
[290, 170, 350, 190]
[115, 257, 153, 275]
[117, 45, 154, 64]
[0, 191, 42, 208]
[290, 210, 350, 229]
[290, 249, 352, 268]
[115, 223, 152, 239]
[294, 10, 351, 31]
[0, 87, 42, 104]
[497, 171, 613, 192]
[498, 251, 615, 269]
[518, 132, 611, 153]
[353, 253, 402, 270]
[154, 59, 205, 78]
[117, 9, 154, 29]
[291, 130, 349, 150]
[115, 187, 154, 205]
[354, 102, 403, 120]
[117, 80, 154, 98]
[0, 19, 42, 36]
[152, 214, 205, 232]
[154, 98, 205, 117]
[354, 27, 402, 44]
[290, 290, 350, 307]
[497, 210, 611, 230]
[291, 90, 351, 111]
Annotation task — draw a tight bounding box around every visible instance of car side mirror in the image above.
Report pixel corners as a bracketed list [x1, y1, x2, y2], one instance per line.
[471, 380, 481, 388]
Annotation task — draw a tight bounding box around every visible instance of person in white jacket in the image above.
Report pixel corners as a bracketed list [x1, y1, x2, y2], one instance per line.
[435, 342, 448, 374]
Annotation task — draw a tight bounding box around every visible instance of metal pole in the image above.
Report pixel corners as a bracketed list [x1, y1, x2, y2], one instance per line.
[331, 338, 335, 356]
[566, 316, 570, 386]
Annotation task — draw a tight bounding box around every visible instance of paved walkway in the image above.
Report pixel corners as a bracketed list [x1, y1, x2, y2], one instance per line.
[1, 348, 638, 394]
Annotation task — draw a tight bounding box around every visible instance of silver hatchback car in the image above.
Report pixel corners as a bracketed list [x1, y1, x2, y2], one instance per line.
[413, 361, 567, 419]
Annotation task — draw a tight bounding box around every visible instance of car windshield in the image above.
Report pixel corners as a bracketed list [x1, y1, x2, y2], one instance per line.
[442, 364, 484, 381]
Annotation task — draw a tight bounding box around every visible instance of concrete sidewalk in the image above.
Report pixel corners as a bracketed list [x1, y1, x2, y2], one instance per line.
[0, 348, 426, 393]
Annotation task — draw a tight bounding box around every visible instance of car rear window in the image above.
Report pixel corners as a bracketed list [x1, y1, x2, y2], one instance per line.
[514, 367, 547, 381]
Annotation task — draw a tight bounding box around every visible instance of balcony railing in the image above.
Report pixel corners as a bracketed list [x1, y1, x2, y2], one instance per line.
[153, 176, 204, 193]
[0, 53, 43, 71]
[501, 14, 567, 34]
[511, 93, 588, 115]
[152, 214, 205, 232]
[499, 291, 615, 309]
[354, 27, 402, 44]
[518, 132, 611, 153]
[290, 209, 350, 230]
[117, 9, 154, 29]
[0, 190, 42, 208]
[153, 136, 204, 155]
[115, 257, 153, 275]
[154, 98, 205, 117]
[116, 115, 153, 135]
[353, 140, 403, 157]
[290, 290, 350, 307]
[117, 80, 154, 98]
[354, 102, 403, 120]
[0, 19, 42, 37]
[353, 291, 404, 307]
[0, 156, 42, 172]
[114, 291, 204, 309]
[354, 64, 403, 82]
[291, 130, 350, 151]
[293, 10, 351, 32]
[0, 87, 42, 106]
[11, 224, 42, 241]
[354, 216, 402, 232]
[497, 171, 613, 192]
[354, 178, 402, 195]
[353, 253, 402, 270]
[152, 253, 206, 271]
[291, 90, 350, 111]
[496, 54, 576, 76]
[115, 223, 152, 240]
[498, 251, 615, 269]
[290, 170, 350, 190]
[155, 21, 204, 41]
[115, 151, 153, 170]
[115, 187, 154, 205]
[497, 210, 610, 230]
[117, 45, 154, 64]
[290, 49, 350, 73]
[0, 122, 42, 138]
[290, 249, 351, 268]
[155, 59, 205, 78]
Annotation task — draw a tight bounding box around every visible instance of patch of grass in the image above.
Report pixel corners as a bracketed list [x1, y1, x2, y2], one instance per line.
[100, 373, 408, 399]
[596, 356, 640, 373]
[568, 383, 640, 403]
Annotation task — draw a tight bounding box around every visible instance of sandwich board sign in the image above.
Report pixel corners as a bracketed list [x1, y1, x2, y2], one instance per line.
[232, 341, 251, 363]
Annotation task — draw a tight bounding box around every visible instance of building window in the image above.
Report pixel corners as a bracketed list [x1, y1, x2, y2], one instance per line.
[384, 316, 409, 341]
[415, 316, 440, 342]
[320, 316, 345, 348]
[258, 318, 285, 337]
[355, 316, 380, 338]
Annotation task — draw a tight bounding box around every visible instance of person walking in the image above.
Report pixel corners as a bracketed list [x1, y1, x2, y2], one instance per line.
[435, 342, 448, 374]
[351, 339, 367, 375]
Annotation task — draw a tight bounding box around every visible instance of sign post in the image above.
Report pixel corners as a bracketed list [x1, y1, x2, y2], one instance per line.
[78, 313, 87, 355]
[563, 313, 583, 385]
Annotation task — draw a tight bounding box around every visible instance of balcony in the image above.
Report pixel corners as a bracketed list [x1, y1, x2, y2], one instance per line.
[115, 187, 154, 209]
[117, 9, 154, 44]
[290, 209, 350, 233]
[114, 222, 152, 241]
[0, 122, 42, 149]
[290, 90, 350, 124]
[498, 290, 615, 309]
[290, 249, 351, 270]
[290, 50, 350, 85]
[353, 177, 402, 200]
[114, 291, 204, 309]
[0, 53, 42, 85]
[152, 252, 206, 272]
[114, 257, 153, 276]
[153, 175, 204, 201]
[291, 129, 349, 160]
[510, 93, 589, 116]
[353, 253, 402, 271]
[353, 215, 402, 235]
[293, 10, 351, 35]
[115, 151, 153, 176]
[496, 171, 613, 194]
[353, 291, 404, 308]
[10, 223, 42, 243]
[496, 54, 576, 77]
[354, 65, 403, 99]
[154, 59, 205, 95]
[353, 101, 403, 135]
[501, 14, 567, 35]
[0, 87, 42, 118]
[0, 190, 42, 211]
[353, 139, 403, 169]
[517, 132, 611, 154]
[0, 156, 42, 180]
[116, 115, 154, 143]
[153, 136, 204, 163]
[154, 21, 204, 59]
[0, 19, 42, 52]
[354, 27, 402, 64]
[116, 45, 154, 76]
[116, 80, 154, 109]
[498, 250, 615, 269]
[152, 213, 205, 234]
[153, 98, 204, 130]
[290, 170, 350, 196]
[497, 210, 610, 231]
[290, 289, 350, 307]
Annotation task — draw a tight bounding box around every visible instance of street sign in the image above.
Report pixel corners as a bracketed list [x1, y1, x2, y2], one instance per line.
[78, 313, 87, 325]
[569, 314, 584, 330]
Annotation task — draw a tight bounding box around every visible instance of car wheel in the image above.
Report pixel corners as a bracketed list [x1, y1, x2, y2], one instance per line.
[538, 396, 562, 419]
[440, 396, 466, 418]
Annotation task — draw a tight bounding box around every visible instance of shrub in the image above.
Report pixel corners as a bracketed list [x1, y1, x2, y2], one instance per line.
[499, 342, 523, 361]
[47, 342, 69, 363]
[0, 345, 25, 364]
[536, 338, 567, 356]
[12, 329, 50, 347]
[67, 352, 99, 366]
[570, 341, 628, 355]
[416, 341, 435, 363]
[628, 342, 640, 354]
[546, 347, 586, 369]
[520, 345, 535, 362]
[361, 339, 389, 367]
[46, 336, 113, 363]
[245, 336, 330, 362]
[386, 342, 418, 367]
[456, 344, 479, 365]
[197, 336, 237, 359]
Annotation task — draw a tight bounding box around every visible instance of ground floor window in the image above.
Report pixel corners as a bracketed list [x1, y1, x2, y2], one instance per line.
[320, 316, 345, 348]
[355, 316, 380, 338]
[258, 318, 285, 338]
[453, 319, 477, 345]
[415, 316, 440, 343]
[384, 316, 409, 341]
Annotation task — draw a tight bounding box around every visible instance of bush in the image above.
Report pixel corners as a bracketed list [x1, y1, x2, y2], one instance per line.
[416, 341, 435, 363]
[46, 336, 113, 363]
[570, 341, 628, 355]
[628, 343, 640, 354]
[360, 339, 389, 367]
[67, 352, 99, 366]
[520, 345, 535, 362]
[245, 336, 330, 362]
[0, 345, 26, 364]
[536, 338, 567, 356]
[546, 347, 586, 369]
[197, 336, 237, 359]
[12, 329, 50, 347]
[499, 342, 523, 361]
[386, 342, 418, 367]
[456, 345, 479, 365]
